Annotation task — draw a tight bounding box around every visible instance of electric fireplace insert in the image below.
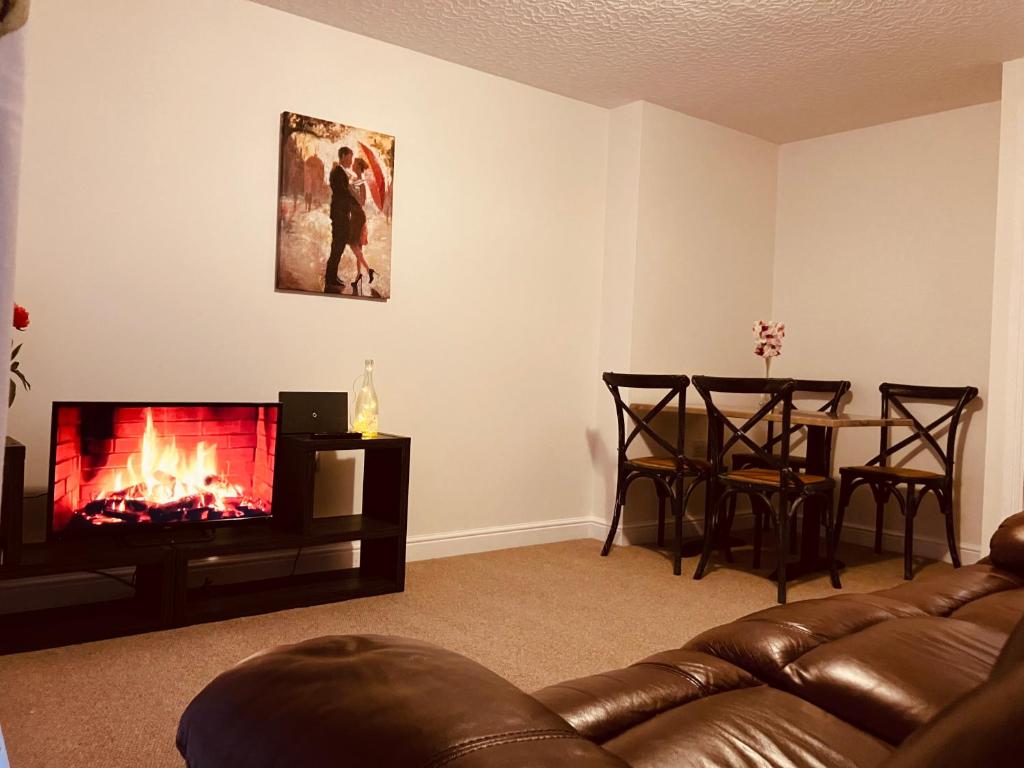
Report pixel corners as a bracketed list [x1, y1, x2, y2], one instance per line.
[47, 402, 279, 538]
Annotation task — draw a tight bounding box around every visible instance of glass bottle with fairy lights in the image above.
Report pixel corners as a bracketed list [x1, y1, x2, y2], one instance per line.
[352, 359, 379, 438]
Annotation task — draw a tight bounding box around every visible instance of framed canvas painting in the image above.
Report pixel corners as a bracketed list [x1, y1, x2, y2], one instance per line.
[276, 112, 395, 299]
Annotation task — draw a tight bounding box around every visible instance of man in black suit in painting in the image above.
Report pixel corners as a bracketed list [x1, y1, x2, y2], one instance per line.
[325, 146, 358, 292]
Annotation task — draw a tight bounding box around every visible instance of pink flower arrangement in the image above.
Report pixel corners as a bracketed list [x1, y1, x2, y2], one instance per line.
[752, 320, 784, 376]
[752, 320, 785, 358]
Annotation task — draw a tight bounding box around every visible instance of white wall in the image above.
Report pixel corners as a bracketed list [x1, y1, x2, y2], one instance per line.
[10, 0, 609, 540]
[590, 103, 643, 533]
[773, 103, 1002, 559]
[982, 58, 1024, 549]
[631, 102, 778, 376]
[591, 102, 779, 535]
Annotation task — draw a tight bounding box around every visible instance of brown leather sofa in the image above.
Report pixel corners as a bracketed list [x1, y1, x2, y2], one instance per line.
[177, 513, 1024, 767]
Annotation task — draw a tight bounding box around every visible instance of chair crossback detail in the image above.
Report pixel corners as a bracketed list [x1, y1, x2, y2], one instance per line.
[867, 383, 978, 474]
[603, 373, 689, 470]
[600, 372, 712, 574]
[693, 377, 798, 481]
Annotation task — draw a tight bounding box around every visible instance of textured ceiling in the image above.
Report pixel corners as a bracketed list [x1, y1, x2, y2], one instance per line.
[251, 0, 1024, 143]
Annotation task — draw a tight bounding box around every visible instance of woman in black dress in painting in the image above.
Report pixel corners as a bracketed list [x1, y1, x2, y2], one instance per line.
[348, 157, 375, 293]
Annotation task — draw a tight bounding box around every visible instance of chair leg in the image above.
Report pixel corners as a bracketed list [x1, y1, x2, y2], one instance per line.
[834, 477, 851, 554]
[824, 491, 841, 589]
[903, 483, 917, 580]
[776, 498, 789, 604]
[752, 494, 764, 569]
[942, 489, 961, 569]
[656, 488, 666, 549]
[722, 493, 737, 563]
[694, 483, 719, 580]
[720, 502, 735, 564]
[601, 470, 626, 557]
[672, 490, 684, 576]
[873, 490, 886, 554]
[726, 491, 738, 537]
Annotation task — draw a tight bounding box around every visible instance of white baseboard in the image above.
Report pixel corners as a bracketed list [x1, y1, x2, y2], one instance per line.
[407, 515, 601, 560]
[598, 512, 985, 567]
[838, 521, 981, 565]
[596, 511, 755, 548]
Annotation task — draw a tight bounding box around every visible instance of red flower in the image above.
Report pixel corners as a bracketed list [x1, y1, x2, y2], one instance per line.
[13, 304, 29, 331]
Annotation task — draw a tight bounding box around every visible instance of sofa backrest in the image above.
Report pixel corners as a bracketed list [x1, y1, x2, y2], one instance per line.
[832, 516, 1024, 759]
[990, 613, 1024, 678]
[990, 511, 1024, 576]
[880, 659, 1024, 767]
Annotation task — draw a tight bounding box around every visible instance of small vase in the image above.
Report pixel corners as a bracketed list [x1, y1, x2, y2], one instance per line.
[352, 359, 379, 437]
[759, 357, 772, 406]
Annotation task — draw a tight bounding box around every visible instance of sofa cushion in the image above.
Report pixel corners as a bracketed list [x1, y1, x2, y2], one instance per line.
[990, 511, 1024, 576]
[533, 649, 759, 742]
[871, 563, 1024, 617]
[990, 614, 1024, 678]
[782, 617, 1006, 744]
[684, 593, 924, 684]
[603, 686, 892, 768]
[950, 587, 1024, 633]
[878, 663, 1024, 768]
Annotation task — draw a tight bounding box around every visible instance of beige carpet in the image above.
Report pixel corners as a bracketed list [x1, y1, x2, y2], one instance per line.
[0, 539, 947, 768]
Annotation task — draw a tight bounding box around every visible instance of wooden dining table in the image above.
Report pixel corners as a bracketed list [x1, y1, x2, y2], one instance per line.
[633, 402, 913, 579]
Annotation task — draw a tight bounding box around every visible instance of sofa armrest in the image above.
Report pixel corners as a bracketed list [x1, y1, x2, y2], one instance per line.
[990, 512, 1024, 575]
[177, 635, 628, 768]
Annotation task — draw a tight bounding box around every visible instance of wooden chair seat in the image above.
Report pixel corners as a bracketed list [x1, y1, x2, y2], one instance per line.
[839, 464, 944, 484]
[629, 456, 710, 473]
[722, 468, 833, 491]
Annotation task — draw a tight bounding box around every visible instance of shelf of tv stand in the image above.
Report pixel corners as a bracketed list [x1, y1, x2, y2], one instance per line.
[0, 517, 405, 653]
[0, 542, 174, 654]
[0, 537, 167, 581]
[182, 568, 399, 624]
[0, 594, 165, 654]
[171, 515, 406, 624]
[172, 515, 402, 559]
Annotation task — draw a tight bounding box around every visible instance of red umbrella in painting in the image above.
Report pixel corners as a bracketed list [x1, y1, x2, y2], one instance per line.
[358, 141, 391, 220]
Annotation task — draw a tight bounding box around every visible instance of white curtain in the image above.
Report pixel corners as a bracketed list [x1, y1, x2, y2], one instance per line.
[0, 0, 29, 496]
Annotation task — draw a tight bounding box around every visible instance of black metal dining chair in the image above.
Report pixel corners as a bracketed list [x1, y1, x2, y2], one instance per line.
[601, 373, 712, 575]
[692, 376, 841, 604]
[834, 383, 978, 580]
[727, 379, 850, 558]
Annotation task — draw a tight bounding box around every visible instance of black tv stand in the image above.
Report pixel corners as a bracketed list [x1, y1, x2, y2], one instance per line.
[0, 434, 410, 654]
[110, 527, 219, 548]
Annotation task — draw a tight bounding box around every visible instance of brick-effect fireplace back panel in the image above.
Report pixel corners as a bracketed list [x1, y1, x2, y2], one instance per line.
[51, 404, 277, 535]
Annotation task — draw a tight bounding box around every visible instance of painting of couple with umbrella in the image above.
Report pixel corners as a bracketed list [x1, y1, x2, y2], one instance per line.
[275, 111, 396, 300]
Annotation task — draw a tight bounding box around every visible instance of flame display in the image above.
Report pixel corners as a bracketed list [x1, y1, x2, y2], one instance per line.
[79, 408, 269, 526]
